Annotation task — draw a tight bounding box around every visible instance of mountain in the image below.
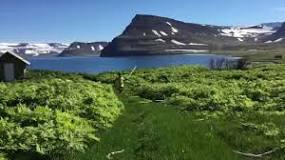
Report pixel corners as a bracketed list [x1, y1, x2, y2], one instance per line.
[275, 22, 285, 38]
[264, 22, 285, 43]
[102, 14, 221, 56]
[60, 42, 108, 56]
[261, 22, 283, 30]
[101, 14, 284, 57]
[0, 43, 68, 56]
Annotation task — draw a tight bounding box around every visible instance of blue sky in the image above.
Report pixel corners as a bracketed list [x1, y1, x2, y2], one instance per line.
[0, 0, 285, 43]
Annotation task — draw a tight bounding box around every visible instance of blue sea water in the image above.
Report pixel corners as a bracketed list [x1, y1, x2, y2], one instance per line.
[28, 54, 236, 74]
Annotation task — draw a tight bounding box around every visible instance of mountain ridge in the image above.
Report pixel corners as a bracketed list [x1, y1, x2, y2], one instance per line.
[101, 14, 285, 57]
[59, 42, 108, 56]
[0, 43, 68, 56]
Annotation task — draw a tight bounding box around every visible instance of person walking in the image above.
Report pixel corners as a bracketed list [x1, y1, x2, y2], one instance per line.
[114, 73, 125, 93]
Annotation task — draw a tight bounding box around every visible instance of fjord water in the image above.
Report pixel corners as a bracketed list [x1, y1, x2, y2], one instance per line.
[29, 54, 235, 74]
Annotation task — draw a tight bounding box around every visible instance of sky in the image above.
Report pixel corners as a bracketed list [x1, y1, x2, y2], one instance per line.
[0, 0, 285, 43]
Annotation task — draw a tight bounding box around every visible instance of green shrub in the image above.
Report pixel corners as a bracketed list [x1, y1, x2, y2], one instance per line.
[0, 76, 124, 159]
[0, 153, 7, 160]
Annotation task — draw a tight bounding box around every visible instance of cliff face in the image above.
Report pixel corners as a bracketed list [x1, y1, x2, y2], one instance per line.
[101, 15, 223, 56]
[60, 42, 108, 56]
[101, 14, 284, 57]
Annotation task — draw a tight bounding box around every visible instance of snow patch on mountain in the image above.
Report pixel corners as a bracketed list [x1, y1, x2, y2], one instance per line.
[155, 39, 166, 43]
[264, 38, 284, 43]
[152, 30, 162, 37]
[98, 45, 104, 50]
[160, 31, 168, 36]
[237, 38, 244, 42]
[170, 40, 209, 46]
[172, 27, 179, 33]
[189, 43, 208, 46]
[220, 26, 275, 38]
[264, 40, 273, 44]
[274, 38, 284, 43]
[171, 40, 186, 46]
[166, 21, 179, 34]
[166, 22, 172, 26]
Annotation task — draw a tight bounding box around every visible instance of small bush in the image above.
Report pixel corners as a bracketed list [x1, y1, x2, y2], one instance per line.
[0, 76, 124, 159]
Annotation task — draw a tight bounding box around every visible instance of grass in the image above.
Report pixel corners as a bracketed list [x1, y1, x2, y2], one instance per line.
[213, 111, 285, 160]
[69, 64, 285, 160]
[71, 96, 238, 160]
[18, 66, 285, 160]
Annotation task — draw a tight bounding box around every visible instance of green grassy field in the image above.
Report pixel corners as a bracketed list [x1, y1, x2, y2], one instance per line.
[88, 64, 285, 160]
[72, 96, 239, 160]
[2, 64, 285, 160]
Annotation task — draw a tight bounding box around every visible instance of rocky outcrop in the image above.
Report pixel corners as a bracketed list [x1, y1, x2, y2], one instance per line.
[60, 42, 108, 56]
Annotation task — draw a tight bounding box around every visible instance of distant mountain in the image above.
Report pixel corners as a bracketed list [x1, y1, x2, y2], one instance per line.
[0, 43, 68, 56]
[276, 22, 285, 38]
[102, 14, 220, 56]
[101, 14, 284, 56]
[264, 22, 285, 43]
[60, 42, 108, 56]
[261, 22, 283, 30]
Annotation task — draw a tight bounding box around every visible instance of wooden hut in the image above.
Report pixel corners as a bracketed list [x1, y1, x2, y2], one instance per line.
[0, 52, 30, 82]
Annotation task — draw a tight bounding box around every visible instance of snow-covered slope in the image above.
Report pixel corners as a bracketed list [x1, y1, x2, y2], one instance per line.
[218, 22, 283, 42]
[0, 43, 68, 56]
[220, 26, 276, 39]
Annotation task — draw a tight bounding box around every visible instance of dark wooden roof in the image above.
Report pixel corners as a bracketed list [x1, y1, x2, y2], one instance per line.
[0, 52, 31, 65]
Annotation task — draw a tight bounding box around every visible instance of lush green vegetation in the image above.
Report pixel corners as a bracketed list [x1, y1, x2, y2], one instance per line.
[92, 64, 285, 159]
[71, 96, 238, 160]
[0, 72, 124, 160]
[2, 64, 285, 159]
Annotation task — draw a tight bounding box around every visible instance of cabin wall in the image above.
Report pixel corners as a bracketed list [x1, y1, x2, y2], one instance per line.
[14, 63, 26, 79]
[0, 54, 27, 81]
[0, 63, 4, 81]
